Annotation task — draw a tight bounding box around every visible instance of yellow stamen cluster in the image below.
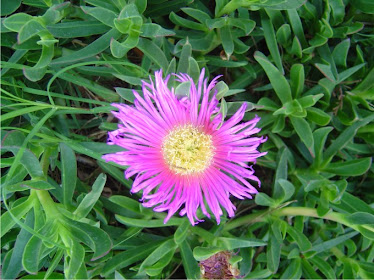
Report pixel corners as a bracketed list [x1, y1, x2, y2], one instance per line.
[162, 124, 214, 175]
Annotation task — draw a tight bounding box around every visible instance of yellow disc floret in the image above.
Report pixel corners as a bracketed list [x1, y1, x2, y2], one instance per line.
[162, 124, 214, 175]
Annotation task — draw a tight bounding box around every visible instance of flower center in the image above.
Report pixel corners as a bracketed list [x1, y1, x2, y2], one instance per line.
[162, 124, 214, 175]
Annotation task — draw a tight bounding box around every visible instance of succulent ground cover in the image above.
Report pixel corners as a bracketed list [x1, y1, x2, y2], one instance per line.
[1, 0, 374, 279]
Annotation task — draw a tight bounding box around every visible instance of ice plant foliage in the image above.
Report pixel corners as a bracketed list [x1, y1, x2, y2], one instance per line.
[103, 69, 266, 225]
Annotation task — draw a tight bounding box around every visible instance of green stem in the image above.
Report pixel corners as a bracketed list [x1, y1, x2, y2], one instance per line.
[36, 146, 62, 220]
[58, 224, 73, 248]
[330, 247, 345, 259]
[1, 88, 90, 111]
[223, 209, 269, 231]
[36, 190, 61, 220]
[224, 207, 347, 231]
[4, 108, 57, 183]
[274, 207, 346, 224]
[2, 127, 63, 143]
[275, 207, 374, 235]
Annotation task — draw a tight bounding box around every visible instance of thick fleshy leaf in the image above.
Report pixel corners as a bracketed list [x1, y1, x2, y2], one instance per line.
[220, 25, 234, 58]
[18, 20, 45, 44]
[60, 143, 77, 207]
[346, 212, 374, 225]
[3, 13, 33, 31]
[174, 219, 190, 245]
[66, 241, 85, 279]
[323, 158, 372, 176]
[138, 239, 177, 275]
[216, 237, 266, 250]
[254, 51, 292, 104]
[290, 64, 304, 99]
[63, 219, 112, 260]
[290, 116, 314, 154]
[22, 221, 57, 274]
[137, 38, 168, 71]
[102, 241, 163, 276]
[115, 215, 183, 227]
[73, 173, 106, 220]
[2, 211, 33, 279]
[0, 146, 44, 179]
[180, 240, 200, 279]
[7, 179, 55, 191]
[261, 10, 283, 73]
[193, 246, 223, 261]
[267, 223, 282, 273]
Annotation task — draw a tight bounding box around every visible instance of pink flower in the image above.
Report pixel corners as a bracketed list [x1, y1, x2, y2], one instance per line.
[102, 69, 266, 225]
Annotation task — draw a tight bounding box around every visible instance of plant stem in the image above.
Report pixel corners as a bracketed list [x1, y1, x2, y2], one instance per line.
[224, 207, 346, 231]
[36, 190, 61, 220]
[274, 207, 346, 224]
[330, 247, 345, 259]
[36, 146, 62, 220]
[223, 209, 269, 231]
